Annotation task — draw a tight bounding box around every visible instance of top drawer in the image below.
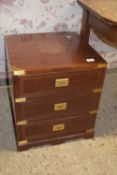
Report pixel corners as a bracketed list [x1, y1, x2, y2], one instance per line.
[13, 69, 104, 98]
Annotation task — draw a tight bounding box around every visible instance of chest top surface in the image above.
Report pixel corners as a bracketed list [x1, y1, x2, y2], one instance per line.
[78, 0, 117, 25]
[6, 32, 106, 75]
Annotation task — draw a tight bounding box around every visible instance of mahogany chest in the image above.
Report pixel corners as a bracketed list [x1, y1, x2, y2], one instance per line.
[5, 32, 107, 151]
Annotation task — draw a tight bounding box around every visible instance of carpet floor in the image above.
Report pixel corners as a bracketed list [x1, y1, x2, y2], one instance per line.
[0, 70, 117, 175]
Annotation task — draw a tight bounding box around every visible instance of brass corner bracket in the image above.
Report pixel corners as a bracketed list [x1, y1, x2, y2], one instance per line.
[15, 97, 26, 103]
[89, 110, 97, 115]
[86, 128, 94, 134]
[97, 63, 107, 69]
[13, 70, 26, 76]
[18, 140, 28, 146]
[93, 88, 102, 93]
[17, 120, 27, 126]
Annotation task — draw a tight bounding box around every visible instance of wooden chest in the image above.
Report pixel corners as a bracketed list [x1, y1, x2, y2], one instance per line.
[5, 32, 107, 151]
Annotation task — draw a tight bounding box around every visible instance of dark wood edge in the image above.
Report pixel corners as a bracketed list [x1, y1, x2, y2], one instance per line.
[1, 68, 117, 87]
[17, 131, 95, 151]
[77, 0, 117, 26]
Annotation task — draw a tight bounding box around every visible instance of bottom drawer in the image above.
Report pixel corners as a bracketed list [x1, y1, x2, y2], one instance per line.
[16, 114, 96, 148]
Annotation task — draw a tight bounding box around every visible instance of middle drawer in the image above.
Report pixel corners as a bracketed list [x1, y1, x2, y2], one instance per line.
[15, 91, 100, 121]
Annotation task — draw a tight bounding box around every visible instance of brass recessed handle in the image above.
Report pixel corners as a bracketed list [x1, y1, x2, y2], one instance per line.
[52, 123, 65, 132]
[54, 102, 67, 111]
[55, 78, 69, 87]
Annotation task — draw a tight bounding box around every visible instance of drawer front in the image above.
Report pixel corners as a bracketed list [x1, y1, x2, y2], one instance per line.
[16, 115, 96, 143]
[14, 70, 104, 98]
[15, 92, 100, 121]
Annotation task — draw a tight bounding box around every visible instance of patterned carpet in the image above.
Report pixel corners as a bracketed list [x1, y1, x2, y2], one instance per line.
[0, 70, 117, 175]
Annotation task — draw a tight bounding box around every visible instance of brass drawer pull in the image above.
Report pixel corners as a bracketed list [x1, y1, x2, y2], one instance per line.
[52, 123, 65, 132]
[54, 102, 67, 111]
[55, 78, 69, 87]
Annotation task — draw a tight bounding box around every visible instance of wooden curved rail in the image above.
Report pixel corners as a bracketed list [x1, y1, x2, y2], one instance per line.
[78, 0, 117, 46]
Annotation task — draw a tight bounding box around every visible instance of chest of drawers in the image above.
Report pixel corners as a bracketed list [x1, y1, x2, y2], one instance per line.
[5, 32, 107, 151]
